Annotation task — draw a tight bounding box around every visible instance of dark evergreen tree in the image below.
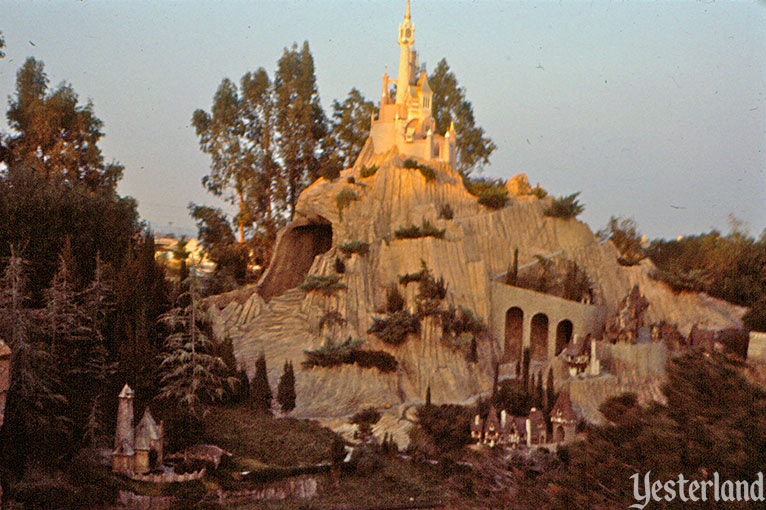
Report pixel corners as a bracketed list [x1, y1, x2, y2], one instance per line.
[545, 368, 555, 415]
[522, 347, 530, 395]
[535, 371, 544, 409]
[425, 385, 432, 409]
[251, 352, 272, 413]
[277, 360, 296, 414]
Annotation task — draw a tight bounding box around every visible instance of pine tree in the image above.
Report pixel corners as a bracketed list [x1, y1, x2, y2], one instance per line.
[535, 371, 544, 409]
[522, 347, 530, 394]
[251, 352, 272, 413]
[277, 360, 296, 414]
[0, 249, 66, 471]
[425, 385, 432, 409]
[157, 273, 236, 418]
[545, 368, 555, 415]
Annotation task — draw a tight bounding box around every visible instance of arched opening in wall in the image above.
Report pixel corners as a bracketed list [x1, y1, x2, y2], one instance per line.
[556, 320, 573, 356]
[530, 313, 549, 360]
[503, 307, 524, 363]
[257, 219, 333, 302]
[553, 425, 565, 443]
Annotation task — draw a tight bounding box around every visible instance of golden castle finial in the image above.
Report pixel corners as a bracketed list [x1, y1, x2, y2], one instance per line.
[405, 0, 411, 21]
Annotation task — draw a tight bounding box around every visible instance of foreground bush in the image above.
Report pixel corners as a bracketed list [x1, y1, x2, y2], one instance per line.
[477, 186, 509, 209]
[338, 240, 370, 256]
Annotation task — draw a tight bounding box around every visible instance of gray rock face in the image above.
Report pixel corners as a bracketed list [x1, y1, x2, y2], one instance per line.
[208, 144, 745, 420]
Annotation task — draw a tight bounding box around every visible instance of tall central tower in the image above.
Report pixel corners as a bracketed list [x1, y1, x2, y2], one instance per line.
[396, 0, 414, 104]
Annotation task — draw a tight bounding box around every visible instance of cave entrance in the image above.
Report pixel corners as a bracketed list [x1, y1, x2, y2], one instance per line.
[503, 307, 524, 363]
[257, 219, 333, 301]
[530, 313, 549, 360]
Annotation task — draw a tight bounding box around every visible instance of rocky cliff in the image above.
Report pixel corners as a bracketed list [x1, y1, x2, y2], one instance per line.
[208, 142, 745, 422]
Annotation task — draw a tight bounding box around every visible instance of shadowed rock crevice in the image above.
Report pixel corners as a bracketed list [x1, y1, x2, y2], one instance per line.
[258, 219, 333, 302]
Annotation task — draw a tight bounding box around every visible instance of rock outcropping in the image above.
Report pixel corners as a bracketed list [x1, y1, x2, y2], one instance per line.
[209, 144, 745, 421]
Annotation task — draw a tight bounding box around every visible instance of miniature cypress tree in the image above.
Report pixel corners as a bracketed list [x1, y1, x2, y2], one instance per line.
[535, 371, 544, 409]
[277, 360, 297, 414]
[425, 385, 432, 409]
[251, 352, 272, 413]
[522, 347, 531, 394]
[467, 336, 478, 363]
[545, 368, 555, 414]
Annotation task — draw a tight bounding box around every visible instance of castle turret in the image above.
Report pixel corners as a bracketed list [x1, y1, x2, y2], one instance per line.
[396, 0, 414, 104]
[112, 383, 135, 474]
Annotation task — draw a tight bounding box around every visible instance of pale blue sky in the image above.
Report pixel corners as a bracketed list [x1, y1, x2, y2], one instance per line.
[1, 0, 764, 239]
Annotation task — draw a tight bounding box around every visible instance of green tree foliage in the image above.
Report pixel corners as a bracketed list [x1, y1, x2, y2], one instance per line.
[2, 58, 123, 192]
[157, 274, 236, 418]
[597, 216, 647, 266]
[648, 226, 766, 332]
[276, 360, 297, 414]
[192, 69, 284, 244]
[251, 352, 273, 414]
[189, 204, 250, 288]
[428, 59, 496, 177]
[326, 88, 375, 172]
[493, 379, 532, 418]
[368, 310, 421, 345]
[275, 42, 328, 215]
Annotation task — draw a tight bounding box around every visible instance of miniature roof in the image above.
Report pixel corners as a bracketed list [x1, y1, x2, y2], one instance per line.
[118, 383, 135, 398]
[484, 406, 500, 430]
[564, 337, 589, 358]
[550, 392, 578, 422]
[528, 408, 546, 428]
[134, 408, 161, 450]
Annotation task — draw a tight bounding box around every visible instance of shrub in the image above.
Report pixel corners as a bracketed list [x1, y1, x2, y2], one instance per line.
[438, 203, 454, 220]
[597, 216, 646, 266]
[403, 158, 419, 169]
[368, 310, 421, 345]
[402, 158, 436, 182]
[530, 184, 548, 199]
[302, 337, 398, 373]
[412, 404, 473, 452]
[318, 310, 346, 332]
[415, 265, 448, 316]
[394, 220, 445, 240]
[463, 175, 505, 197]
[336, 188, 359, 219]
[477, 187, 509, 210]
[300, 274, 347, 295]
[338, 240, 370, 256]
[360, 164, 378, 178]
[440, 305, 487, 338]
[350, 407, 382, 443]
[399, 261, 429, 286]
[385, 283, 406, 313]
[418, 165, 436, 182]
[347, 176, 356, 184]
[544, 192, 585, 219]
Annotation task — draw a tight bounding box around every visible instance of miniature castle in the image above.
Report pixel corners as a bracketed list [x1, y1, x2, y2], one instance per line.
[112, 384, 164, 475]
[369, 0, 456, 165]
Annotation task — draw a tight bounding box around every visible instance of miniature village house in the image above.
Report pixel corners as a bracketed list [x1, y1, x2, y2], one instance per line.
[563, 334, 601, 377]
[472, 392, 577, 447]
[112, 384, 164, 475]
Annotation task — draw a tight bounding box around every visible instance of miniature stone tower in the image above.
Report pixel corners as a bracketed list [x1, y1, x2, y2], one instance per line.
[112, 383, 135, 474]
